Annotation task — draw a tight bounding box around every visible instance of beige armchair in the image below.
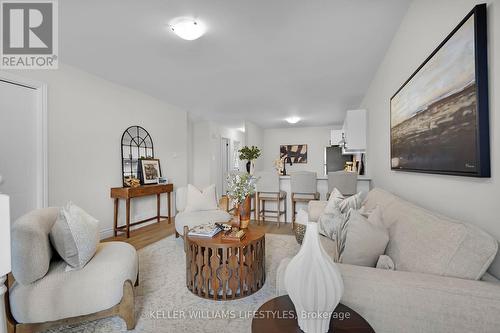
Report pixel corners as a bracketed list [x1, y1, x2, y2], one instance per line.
[5, 208, 138, 333]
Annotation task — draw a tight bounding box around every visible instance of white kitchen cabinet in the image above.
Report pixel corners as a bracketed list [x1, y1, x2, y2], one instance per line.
[342, 109, 366, 154]
[330, 129, 343, 146]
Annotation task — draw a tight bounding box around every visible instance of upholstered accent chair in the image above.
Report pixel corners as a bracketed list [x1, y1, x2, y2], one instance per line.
[174, 186, 232, 237]
[327, 171, 358, 198]
[6, 208, 138, 333]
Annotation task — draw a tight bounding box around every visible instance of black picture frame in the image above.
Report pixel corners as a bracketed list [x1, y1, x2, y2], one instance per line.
[390, 4, 490, 177]
[280, 144, 308, 163]
[138, 158, 162, 185]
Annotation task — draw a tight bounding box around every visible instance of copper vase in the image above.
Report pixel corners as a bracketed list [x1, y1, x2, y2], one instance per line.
[236, 196, 251, 229]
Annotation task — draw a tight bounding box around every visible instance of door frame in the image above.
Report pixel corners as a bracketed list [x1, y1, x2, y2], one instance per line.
[0, 71, 48, 208]
[220, 137, 230, 195]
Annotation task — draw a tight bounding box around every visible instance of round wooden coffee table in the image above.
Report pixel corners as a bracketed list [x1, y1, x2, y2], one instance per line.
[252, 295, 375, 333]
[185, 226, 265, 300]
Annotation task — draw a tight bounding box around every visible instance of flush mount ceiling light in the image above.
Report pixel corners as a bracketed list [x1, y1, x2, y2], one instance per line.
[285, 116, 301, 124]
[169, 17, 206, 41]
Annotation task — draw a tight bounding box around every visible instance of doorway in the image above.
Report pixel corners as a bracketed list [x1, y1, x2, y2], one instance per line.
[0, 75, 47, 220]
[221, 137, 230, 195]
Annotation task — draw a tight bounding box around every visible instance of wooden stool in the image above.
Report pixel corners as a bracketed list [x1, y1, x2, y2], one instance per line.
[291, 192, 319, 228]
[257, 191, 287, 228]
[290, 171, 319, 229]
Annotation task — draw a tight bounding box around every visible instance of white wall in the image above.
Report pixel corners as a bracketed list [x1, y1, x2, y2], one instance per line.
[3, 64, 189, 238]
[244, 121, 264, 171]
[262, 126, 334, 175]
[191, 120, 245, 195]
[361, 0, 500, 275]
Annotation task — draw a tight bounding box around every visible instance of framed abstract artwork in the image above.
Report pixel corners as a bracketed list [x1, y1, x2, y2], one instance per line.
[390, 4, 490, 177]
[280, 144, 308, 163]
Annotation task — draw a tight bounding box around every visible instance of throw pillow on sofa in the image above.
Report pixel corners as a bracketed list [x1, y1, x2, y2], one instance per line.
[325, 188, 365, 215]
[335, 210, 389, 267]
[184, 184, 218, 212]
[318, 205, 348, 240]
[49, 202, 99, 269]
[318, 190, 370, 240]
[376, 255, 395, 270]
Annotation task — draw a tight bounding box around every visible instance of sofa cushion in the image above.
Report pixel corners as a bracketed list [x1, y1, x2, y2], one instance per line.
[50, 202, 99, 269]
[9, 242, 138, 324]
[366, 188, 498, 280]
[11, 208, 59, 285]
[175, 209, 232, 235]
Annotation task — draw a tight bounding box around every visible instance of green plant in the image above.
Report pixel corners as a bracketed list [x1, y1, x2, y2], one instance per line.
[226, 173, 258, 204]
[238, 146, 261, 161]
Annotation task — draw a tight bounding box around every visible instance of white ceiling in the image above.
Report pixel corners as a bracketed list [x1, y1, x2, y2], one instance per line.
[60, 0, 410, 128]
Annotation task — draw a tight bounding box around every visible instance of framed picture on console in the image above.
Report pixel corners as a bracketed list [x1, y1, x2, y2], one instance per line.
[390, 4, 490, 177]
[138, 158, 162, 184]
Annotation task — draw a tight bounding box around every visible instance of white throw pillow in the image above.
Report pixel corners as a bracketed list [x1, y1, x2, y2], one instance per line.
[176, 187, 188, 212]
[325, 188, 365, 215]
[318, 205, 348, 241]
[360, 205, 386, 229]
[50, 202, 99, 269]
[184, 184, 218, 212]
[337, 210, 389, 267]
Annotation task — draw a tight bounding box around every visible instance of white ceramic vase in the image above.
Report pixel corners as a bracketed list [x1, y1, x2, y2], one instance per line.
[284, 222, 344, 333]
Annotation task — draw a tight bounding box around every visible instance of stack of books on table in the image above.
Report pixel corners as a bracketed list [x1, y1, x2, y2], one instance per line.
[221, 229, 247, 241]
[188, 223, 223, 238]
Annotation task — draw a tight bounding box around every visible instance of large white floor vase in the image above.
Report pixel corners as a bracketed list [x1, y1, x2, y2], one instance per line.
[284, 222, 344, 333]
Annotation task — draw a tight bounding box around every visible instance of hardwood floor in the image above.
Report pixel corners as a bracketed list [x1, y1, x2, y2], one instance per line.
[103, 218, 294, 250]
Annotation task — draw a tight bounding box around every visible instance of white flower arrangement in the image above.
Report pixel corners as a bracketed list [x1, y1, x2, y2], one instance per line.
[273, 158, 284, 174]
[226, 173, 258, 204]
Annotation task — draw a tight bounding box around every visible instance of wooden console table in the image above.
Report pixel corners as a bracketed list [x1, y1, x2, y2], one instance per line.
[110, 184, 173, 238]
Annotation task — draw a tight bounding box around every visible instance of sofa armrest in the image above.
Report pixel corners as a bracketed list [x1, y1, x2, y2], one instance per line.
[338, 263, 500, 333]
[307, 200, 327, 222]
[276, 259, 500, 333]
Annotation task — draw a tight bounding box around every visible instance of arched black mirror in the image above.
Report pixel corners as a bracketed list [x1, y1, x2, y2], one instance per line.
[121, 126, 154, 186]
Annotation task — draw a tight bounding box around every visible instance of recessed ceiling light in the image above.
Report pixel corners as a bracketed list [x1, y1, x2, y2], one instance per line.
[285, 116, 301, 124]
[169, 17, 206, 41]
[238, 127, 246, 133]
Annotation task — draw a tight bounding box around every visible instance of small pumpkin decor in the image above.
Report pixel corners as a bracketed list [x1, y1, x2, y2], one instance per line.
[226, 173, 258, 228]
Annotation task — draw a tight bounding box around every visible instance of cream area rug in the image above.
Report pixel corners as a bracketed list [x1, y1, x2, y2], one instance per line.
[45, 233, 301, 333]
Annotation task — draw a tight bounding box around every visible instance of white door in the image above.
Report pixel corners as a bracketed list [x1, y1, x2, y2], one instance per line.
[0, 80, 40, 220]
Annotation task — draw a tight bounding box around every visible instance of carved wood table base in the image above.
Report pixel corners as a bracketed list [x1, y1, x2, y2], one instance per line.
[185, 228, 265, 300]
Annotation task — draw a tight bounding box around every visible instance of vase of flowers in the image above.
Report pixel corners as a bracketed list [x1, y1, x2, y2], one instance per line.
[238, 146, 261, 175]
[226, 173, 258, 228]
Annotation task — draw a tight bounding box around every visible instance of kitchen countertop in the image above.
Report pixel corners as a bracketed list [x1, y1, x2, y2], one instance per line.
[279, 175, 371, 181]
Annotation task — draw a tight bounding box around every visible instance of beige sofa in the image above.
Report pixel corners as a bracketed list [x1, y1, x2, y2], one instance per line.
[7, 208, 139, 332]
[280, 188, 500, 333]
